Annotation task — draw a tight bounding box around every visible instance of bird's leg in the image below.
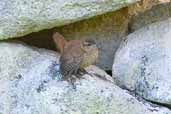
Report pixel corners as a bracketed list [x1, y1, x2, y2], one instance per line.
[77, 69, 94, 77]
[77, 69, 87, 75]
[73, 66, 85, 79]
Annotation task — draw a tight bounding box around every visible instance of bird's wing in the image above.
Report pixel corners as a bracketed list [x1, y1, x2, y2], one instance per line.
[59, 50, 84, 78]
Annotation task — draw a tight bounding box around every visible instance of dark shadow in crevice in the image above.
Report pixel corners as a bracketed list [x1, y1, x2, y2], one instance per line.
[8, 29, 57, 51]
[145, 99, 171, 110]
[105, 70, 112, 77]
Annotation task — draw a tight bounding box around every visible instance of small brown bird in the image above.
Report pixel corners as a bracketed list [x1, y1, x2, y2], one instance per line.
[53, 32, 98, 86]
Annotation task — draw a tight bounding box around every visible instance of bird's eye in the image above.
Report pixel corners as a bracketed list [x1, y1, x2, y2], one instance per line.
[83, 42, 92, 46]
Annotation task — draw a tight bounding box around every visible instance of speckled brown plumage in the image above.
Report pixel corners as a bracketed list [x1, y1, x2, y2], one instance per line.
[53, 32, 98, 87]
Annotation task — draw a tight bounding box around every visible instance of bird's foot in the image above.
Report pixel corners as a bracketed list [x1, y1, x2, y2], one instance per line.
[75, 69, 90, 79]
[77, 69, 94, 78]
[74, 74, 84, 79]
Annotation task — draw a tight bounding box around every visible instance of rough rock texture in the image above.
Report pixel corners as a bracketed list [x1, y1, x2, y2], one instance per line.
[0, 42, 170, 114]
[129, 3, 171, 32]
[113, 18, 171, 105]
[128, 0, 159, 16]
[0, 0, 139, 40]
[128, 0, 171, 17]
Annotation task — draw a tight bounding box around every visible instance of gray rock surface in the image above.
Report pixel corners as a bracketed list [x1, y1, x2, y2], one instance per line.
[113, 18, 171, 105]
[0, 0, 139, 40]
[129, 3, 171, 32]
[0, 42, 170, 114]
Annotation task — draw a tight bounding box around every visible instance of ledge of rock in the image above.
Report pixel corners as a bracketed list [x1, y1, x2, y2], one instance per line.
[113, 18, 171, 105]
[0, 0, 139, 40]
[129, 3, 171, 32]
[0, 42, 170, 114]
